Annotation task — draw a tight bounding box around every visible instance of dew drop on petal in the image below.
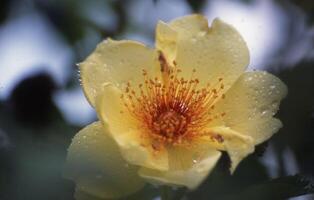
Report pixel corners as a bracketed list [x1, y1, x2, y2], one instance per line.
[261, 110, 268, 116]
[270, 85, 276, 90]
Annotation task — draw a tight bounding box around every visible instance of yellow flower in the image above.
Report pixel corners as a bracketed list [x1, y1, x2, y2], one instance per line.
[64, 14, 287, 199]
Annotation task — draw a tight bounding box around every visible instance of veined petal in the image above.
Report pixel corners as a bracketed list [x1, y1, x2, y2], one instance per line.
[203, 126, 255, 172]
[79, 39, 162, 107]
[210, 71, 288, 144]
[156, 15, 249, 92]
[139, 146, 221, 189]
[64, 122, 145, 199]
[96, 84, 169, 171]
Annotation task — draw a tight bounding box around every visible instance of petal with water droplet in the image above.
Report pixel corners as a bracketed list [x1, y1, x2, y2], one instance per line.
[202, 126, 254, 172]
[156, 15, 249, 92]
[210, 71, 287, 144]
[64, 122, 145, 199]
[139, 144, 221, 189]
[80, 39, 162, 107]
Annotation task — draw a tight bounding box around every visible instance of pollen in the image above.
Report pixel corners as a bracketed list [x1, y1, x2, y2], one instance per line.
[120, 66, 226, 146]
[152, 109, 187, 138]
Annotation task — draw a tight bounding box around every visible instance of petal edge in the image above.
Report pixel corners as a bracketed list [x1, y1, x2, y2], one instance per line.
[64, 121, 145, 199]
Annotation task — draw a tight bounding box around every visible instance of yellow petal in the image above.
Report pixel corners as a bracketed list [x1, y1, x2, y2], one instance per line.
[156, 15, 249, 92]
[139, 146, 221, 189]
[210, 71, 288, 144]
[155, 21, 178, 63]
[79, 39, 161, 107]
[64, 122, 145, 199]
[203, 126, 254, 173]
[96, 84, 168, 171]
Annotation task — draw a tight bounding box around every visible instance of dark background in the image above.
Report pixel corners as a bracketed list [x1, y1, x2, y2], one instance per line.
[0, 0, 313, 199]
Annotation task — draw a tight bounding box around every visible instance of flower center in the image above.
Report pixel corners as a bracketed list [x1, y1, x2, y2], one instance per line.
[120, 57, 227, 145]
[152, 109, 187, 139]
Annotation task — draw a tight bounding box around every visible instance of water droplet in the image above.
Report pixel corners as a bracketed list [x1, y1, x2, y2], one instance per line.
[271, 103, 277, 108]
[270, 85, 276, 90]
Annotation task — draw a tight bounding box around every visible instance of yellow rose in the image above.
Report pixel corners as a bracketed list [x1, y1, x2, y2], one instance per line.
[64, 14, 287, 199]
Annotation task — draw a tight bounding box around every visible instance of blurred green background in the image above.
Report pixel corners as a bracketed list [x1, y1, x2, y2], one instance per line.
[0, 0, 313, 199]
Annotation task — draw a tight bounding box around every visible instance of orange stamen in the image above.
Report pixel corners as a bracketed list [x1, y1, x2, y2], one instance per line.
[120, 67, 226, 146]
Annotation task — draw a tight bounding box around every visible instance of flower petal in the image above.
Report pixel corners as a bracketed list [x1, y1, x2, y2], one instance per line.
[79, 39, 161, 107]
[156, 15, 249, 91]
[139, 146, 221, 189]
[96, 84, 169, 171]
[203, 126, 254, 172]
[210, 71, 288, 144]
[64, 122, 145, 199]
[155, 21, 178, 63]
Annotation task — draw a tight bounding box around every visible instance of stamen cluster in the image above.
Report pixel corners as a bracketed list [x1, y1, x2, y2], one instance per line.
[121, 67, 226, 145]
